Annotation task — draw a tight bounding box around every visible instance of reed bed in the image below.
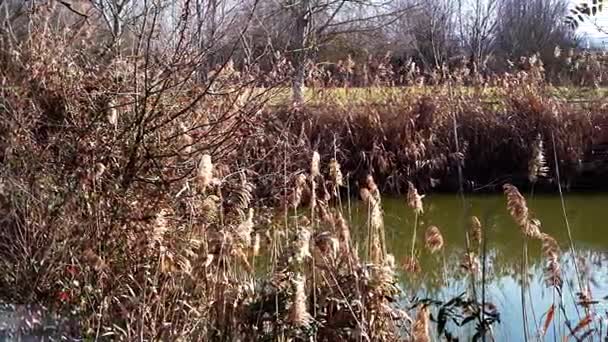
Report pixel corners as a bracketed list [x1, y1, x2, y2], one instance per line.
[0, 7, 607, 341]
[243, 67, 608, 199]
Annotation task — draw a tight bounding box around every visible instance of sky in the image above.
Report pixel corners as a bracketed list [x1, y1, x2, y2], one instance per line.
[572, 0, 608, 48]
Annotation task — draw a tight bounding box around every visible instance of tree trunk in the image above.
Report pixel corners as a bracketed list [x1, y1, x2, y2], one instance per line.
[291, 0, 310, 105]
[292, 59, 306, 104]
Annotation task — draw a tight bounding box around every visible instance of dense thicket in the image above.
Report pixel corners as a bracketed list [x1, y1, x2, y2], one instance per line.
[1, 1, 607, 340]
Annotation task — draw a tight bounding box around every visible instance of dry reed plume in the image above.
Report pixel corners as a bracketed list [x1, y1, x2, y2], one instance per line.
[335, 211, 352, 255]
[310, 151, 320, 220]
[503, 184, 529, 228]
[236, 208, 255, 248]
[252, 232, 261, 257]
[411, 306, 431, 342]
[329, 159, 344, 187]
[424, 226, 444, 254]
[198, 154, 214, 191]
[361, 175, 386, 263]
[407, 181, 424, 215]
[460, 252, 480, 275]
[470, 216, 483, 246]
[289, 174, 308, 209]
[528, 133, 549, 183]
[407, 182, 424, 273]
[503, 184, 541, 238]
[289, 274, 312, 327]
[502, 183, 563, 281]
[179, 122, 194, 156]
[403, 256, 422, 274]
[106, 99, 119, 128]
[293, 226, 313, 263]
[242, 167, 406, 341]
[311, 151, 321, 177]
[540, 233, 563, 289]
[314, 231, 339, 262]
[359, 187, 372, 206]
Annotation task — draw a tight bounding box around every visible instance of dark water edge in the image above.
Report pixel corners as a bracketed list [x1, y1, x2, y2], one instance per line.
[402, 171, 608, 194]
[336, 171, 608, 199]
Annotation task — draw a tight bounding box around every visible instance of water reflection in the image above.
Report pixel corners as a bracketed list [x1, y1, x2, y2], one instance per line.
[349, 194, 608, 341]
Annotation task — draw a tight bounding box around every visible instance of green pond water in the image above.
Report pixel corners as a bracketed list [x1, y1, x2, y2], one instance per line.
[348, 194, 608, 341]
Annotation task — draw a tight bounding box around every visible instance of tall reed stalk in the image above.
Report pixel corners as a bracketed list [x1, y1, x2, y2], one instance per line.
[521, 236, 530, 342]
[406, 182, 424, 271]
[310, 151, 320, 318]
[526, 138, 547, 338]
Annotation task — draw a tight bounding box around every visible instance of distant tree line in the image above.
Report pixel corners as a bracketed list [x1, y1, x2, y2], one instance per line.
[0, 0, 599, 101]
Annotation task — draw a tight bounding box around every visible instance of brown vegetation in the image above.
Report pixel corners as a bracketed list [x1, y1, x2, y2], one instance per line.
[0, 2, 607, 340]
[247, 72, 605, 198]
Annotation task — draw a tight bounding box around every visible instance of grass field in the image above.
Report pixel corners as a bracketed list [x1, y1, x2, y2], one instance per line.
[266, 85, 608, 107]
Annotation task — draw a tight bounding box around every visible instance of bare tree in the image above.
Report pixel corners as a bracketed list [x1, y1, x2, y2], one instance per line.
[85, 0, 151, 54]
[456, 0, 498, 73]
[396, 0, 459, 69]
[190, 0, 245, 74]
[271, 0, 416, 103]
[90, 0, 130, 40]
[494, 0, 572, 66]
[0, 0, 286, 339]
[565, 0, 605, 31]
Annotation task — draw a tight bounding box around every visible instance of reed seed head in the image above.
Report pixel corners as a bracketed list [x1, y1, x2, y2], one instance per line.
[366, 174, 379, 198]
[290, 173, 308, 209]
[179, 122, 193, 156]
[370, 264, 395, 288]
[503, 183, 537, 237]
[360, 188, 374, 206]
[554, 45, 562, 58]
[527, 218, 543, 239]
[289, 274, 312, 327]
[329, 158, 343, 187]
[412, 306, 430, 342]
[107, 99, 118, 127]
[407, 181, 424, 215]
[201, 195, 220, 221]
[384, 253, 396, 269]
[318, 201, 335, 228]
[152, 209, 168, 246]
[503, 185, 526, 220]
[470, 216, 483, 245]
[424, 226, 444, 253]
[370, 206, 383, 231]
[335, 211, 351, 253]
[311, 151, 320, 177]
[252, 233, 261, 257]
[403, 256, 421, 274]
[529, 133, 548, 183]
[197, 154, 214, 190]
[236, 208, 254, 247]
[314, 232, 339, 261]
[294, 226, 312, 263]
[94, 162, 106, 180]
[460, 252, 480, 275]
[540, 233, 562, 288]
[370, 233, 383, 264]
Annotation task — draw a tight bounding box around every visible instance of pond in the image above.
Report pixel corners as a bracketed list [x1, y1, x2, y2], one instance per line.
[348, 193, 608, 341]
